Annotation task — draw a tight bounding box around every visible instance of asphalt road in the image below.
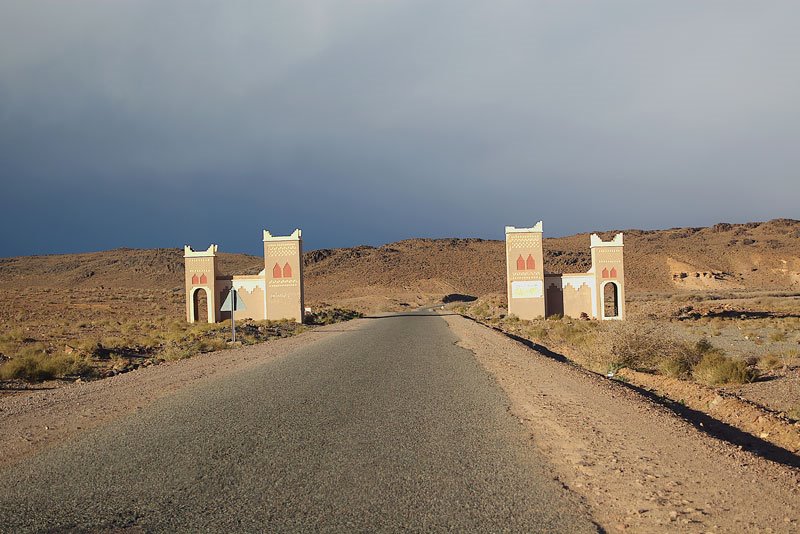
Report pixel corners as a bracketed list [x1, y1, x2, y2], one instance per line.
[0, 310, 597, 532]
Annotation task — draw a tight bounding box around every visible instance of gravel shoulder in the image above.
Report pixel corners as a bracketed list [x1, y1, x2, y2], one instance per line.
[443, 313, 800, 533]
[0, 319, 366, 469]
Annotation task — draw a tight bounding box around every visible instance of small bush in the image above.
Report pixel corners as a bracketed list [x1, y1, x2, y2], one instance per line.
[769, 331, 787, 342]
[0, 352, 93, 381]
[197, 338, 227, 353]
[0, 355, 53, 381]
[608, 324, 674, 372]
[159, 345, 194, 361]
[48, 353, 94, 377]
[759, 353, 783, 370]
[0, 328, 26, 343]
[659, 355, 691, 379]
[692, 353, 757, 385]
[527, 325, 548, 340]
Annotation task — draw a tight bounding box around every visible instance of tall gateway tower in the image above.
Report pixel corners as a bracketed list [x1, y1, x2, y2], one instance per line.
[263, 229, 304, 322]
[505, 222, 546, 320]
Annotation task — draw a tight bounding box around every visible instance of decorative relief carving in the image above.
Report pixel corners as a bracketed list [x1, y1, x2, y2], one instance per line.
[268, 279, 299, 287]
[510, 271, 541, 281]
[266, 244, 297, 257]
[508, 237, 541, 249]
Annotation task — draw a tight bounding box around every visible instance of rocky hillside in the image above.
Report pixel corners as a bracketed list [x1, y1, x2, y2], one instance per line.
[1, 219, 798, 310]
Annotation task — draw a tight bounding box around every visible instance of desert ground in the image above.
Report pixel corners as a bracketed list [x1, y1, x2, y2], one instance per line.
[0, 219, 799, 530]
[1, 220, 798, 420]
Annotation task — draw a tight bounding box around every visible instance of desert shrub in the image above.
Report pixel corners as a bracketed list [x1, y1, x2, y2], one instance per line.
[0, 352, 93, 381]
[73, 338, 103, 357]
[0, 328, 27, 343]
[197, 337, 228, 353]
[659, 355, 691, 379]
[16, 342, 48, 359]
[607, 323, 674, 372]
[694, 338, 715, 355]
[526, 325, 548, 340]
[759, 353, 784, 370]
[692, 353, 757, 385]
[769, 331, 787, 342]
[0, 356, 53, 381]
[656, 339, 709, 379]
[551, 321, 594, 347]
[471, 303, 489, 318]
[159, 345, 194, 361]
[47, 353, 94, 377]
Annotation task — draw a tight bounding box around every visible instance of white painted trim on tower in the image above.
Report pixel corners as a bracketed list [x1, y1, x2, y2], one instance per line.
[600, 281, 622, 320]
[263, 229, 302, 241]
[184, 244, 218, 257]
[188, 286, 215, 323]
[590, 233, 624, 247]
[505, 221, 543, 234]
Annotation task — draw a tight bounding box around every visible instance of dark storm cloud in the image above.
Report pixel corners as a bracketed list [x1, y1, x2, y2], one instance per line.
[1, 1, 798, 256]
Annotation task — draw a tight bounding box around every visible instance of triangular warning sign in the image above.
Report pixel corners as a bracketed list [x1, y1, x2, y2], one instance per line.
[220, 289, 247, 312]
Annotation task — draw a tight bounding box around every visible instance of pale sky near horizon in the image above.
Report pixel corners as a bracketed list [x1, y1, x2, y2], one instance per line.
[1, 1, 798, 257]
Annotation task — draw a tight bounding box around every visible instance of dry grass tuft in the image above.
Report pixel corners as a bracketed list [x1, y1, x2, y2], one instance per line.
[692, 352, 757, 386]
[0, 352, 94, 381]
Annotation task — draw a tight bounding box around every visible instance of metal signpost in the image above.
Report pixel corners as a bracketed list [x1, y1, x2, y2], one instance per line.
[220, 288, 246, 342]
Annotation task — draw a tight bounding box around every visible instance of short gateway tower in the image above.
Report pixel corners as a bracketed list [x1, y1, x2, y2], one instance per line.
[184, 229, 304, 324]
[506, 222, 625, 320]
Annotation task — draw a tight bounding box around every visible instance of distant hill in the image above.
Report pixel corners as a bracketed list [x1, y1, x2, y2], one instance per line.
[1, 219, 798, 311]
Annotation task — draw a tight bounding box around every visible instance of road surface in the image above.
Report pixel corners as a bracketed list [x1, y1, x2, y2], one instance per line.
[0, 310, 596, 532]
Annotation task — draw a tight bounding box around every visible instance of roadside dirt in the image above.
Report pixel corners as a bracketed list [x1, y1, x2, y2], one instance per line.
[0, 319, 365, 469]
[617, 368, 800, 454]
[443, 314, 800, 533]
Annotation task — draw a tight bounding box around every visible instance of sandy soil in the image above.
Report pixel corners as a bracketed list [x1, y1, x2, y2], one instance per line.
[443, 314, 800, 533]
[0, 319, 366, 469]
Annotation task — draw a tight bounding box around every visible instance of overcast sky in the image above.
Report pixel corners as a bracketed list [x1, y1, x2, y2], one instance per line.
[1, 1, 798, 256]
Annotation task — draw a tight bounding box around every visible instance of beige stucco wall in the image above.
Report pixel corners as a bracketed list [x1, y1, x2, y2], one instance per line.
[544, 275, 595, 319]
[562, 281, 594, 319]
[230, 276, 266, 321]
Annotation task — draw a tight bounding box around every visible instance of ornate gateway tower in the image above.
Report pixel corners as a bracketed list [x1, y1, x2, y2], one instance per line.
[506, 222, 625, 320]
[184, 228, 305, 324]
[505, 223, 546, 320]
[263, 229, 304, 323]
